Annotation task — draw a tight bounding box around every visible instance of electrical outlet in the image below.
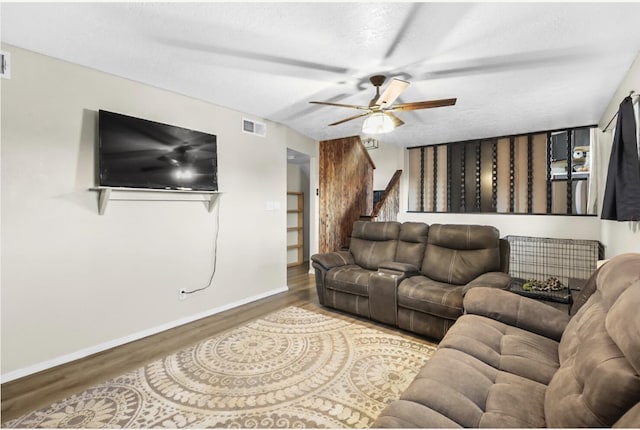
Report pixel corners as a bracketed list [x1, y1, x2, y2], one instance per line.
[179, 289, 187, 300]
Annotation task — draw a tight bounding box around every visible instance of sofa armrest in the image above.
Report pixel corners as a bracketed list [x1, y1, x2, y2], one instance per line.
[463, 287, 570, 341]
[461, 272, 511, 295]
[378, 261, 420, 276]
[310, 251, 354, 271]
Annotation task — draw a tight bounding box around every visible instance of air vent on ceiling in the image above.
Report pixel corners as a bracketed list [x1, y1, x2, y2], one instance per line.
[242, 118, 266, 137]
[1, 51, 11, 79]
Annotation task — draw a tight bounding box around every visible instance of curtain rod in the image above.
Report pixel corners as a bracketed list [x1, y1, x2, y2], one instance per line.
[603, 90, 639, 132]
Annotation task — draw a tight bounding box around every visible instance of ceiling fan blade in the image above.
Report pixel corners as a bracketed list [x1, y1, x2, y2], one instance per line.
[329, 111, 372, 126]
[385, 112, 405, 128]
[375, 78, 410, 108]
[309, 101, 370, 110]
[390, 98, 457, 112]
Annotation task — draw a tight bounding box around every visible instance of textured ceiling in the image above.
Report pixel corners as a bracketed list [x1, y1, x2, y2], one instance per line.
[2, 2, 640, 147]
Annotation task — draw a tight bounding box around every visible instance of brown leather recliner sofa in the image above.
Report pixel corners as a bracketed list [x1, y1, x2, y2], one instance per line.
[310, 220, 511, 339]
[373, 253, 640, 428]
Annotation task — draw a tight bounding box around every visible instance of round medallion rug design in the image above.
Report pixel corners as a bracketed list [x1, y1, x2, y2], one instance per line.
[5, 307, 436, 428]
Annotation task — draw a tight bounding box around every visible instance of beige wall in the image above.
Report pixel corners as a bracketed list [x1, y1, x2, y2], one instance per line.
[0, 45, 316, 380]
[369, 141, 402, 190]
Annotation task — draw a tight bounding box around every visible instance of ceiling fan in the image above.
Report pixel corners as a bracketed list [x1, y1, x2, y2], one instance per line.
[310, 75, 457, 133]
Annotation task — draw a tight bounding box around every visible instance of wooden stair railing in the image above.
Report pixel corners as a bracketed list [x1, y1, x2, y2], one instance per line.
[371, 170, 402, 222]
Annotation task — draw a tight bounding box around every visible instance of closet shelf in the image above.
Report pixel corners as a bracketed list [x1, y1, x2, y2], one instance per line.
[89, 187, 222, 215]
[287, 192, 304, 267]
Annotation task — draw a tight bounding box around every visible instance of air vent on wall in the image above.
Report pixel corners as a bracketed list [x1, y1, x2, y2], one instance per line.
[1, 51, 11, 79]
[242, 118, 266, 137]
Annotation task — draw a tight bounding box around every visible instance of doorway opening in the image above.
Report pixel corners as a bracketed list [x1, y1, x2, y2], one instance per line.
[286, 148, 311, 275]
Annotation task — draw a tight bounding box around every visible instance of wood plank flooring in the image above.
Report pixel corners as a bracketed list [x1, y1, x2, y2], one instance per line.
[1, 262, 434, 423]
[1, 264, 317, 423]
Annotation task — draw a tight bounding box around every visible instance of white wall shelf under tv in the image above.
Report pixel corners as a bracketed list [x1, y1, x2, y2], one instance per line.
[89, 187, 222, 215]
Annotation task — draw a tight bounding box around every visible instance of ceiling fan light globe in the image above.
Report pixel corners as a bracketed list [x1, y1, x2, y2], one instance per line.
[362, 112, 395, 134]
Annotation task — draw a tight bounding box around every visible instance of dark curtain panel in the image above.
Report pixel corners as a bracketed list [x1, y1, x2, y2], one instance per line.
[601, 96, 640, 221]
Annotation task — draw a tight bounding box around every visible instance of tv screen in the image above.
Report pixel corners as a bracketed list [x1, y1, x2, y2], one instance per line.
[98, 110, 218, 191]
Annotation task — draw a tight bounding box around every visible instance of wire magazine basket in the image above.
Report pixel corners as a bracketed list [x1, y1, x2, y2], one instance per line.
[505, 235, 604, 286]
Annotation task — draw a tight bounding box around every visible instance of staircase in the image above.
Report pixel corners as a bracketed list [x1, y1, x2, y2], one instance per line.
[368, 170, 402, 222]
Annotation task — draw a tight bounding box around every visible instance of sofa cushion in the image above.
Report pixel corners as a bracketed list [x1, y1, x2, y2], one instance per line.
[607, 283, 640, 374]
[569, 265, 600, 316]
[324, 290, 371, 319]
[374, 347, 547, 428]
[395, 222, 429, 268]
[614, 402, 640, 428]
[310, 250, 355, 271]
[464, 287, 570, 342]
[325, 265, 373, 296]
[461, 272, 511, 294]
[349, 221, 400, 270]
[397, 309, 457, 340]
[372, 400, 461, 428]
[376, 253, 640, 429]
[398, 276, 464, 320]
[439, 314, 560, 385]
[545, 253, 640, 428]
[421, 224, 501, 285]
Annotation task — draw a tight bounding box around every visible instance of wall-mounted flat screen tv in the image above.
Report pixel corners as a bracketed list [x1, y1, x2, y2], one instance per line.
[98, 110, 218, 191]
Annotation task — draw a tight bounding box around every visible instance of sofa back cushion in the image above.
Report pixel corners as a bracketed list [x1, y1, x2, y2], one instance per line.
[545, 253, 640, 427]
[395, 222, 429, 268]
[420, 224, 501, 285]
[350, 221, 400, 270]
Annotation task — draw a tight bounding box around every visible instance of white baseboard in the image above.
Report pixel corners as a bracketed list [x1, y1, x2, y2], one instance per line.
[1, 286, 288, 384]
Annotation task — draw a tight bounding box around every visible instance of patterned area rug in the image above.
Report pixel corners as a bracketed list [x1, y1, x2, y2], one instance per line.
[5, 306, 436, 428]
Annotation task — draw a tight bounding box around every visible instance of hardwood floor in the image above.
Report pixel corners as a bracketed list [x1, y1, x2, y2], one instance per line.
[1, 262, 434, 423]
[1, 264, 317, 423]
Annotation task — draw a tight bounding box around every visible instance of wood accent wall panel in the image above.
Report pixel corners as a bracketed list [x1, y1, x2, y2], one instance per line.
[447, 145, 452, 212]
[509, 137, 516, 212]
[552, 181, 568, 214]
[565, 130, 573, 214]
[407, 148, 421, 212]
[546, 132, 553, 213]
[474, 141, 482, 211]
[496, 138, 511, 213]
[448, 143, 463, 212]
[515, 136, 529, 213]
[436, 146, 448, 212]
[532, 133, 548, 214]
[407, 126, 594, 215]
[319, 136, 375, 253]
[424, 147, 435, 211]
[527, 135, 534, 213]
[464, 143, 476, 211]
[432, 146, 438, 211]
[419, 147, 425, 211]
[480, 140, 494, 212]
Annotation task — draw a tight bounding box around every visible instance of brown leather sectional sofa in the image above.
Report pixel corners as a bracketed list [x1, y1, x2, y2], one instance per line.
[311, 221, 511, 340]
[373, 252, 640, 428]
